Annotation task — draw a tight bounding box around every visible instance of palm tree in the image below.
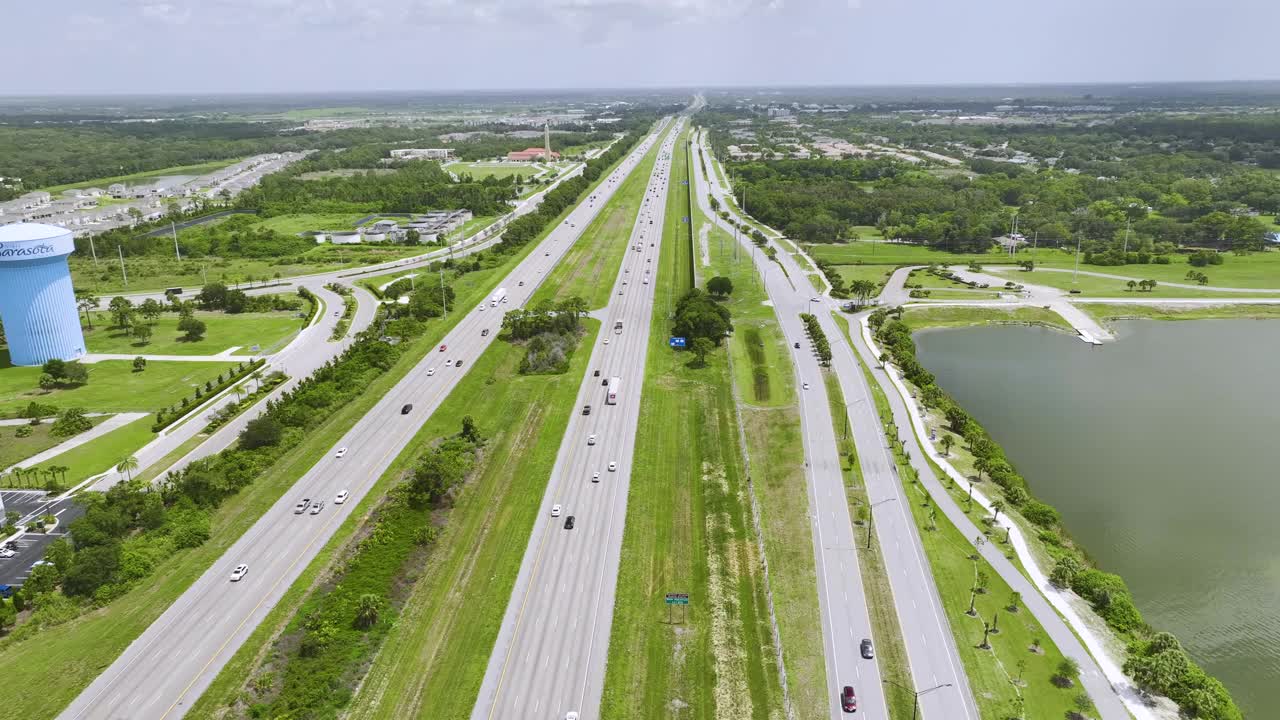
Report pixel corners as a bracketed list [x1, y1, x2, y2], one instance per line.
[117, 455, 140, 482]
[940, 435, 955, 456]
[355, 593, 382, 629]
[990, 500, 1005, 523]
[1126, 280, 1137, 292]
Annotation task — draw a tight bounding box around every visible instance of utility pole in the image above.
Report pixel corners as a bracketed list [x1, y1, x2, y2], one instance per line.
[89, 235, 99, 264]
[172, 221, 181, 261]
[440, 267, 447, 314]
[1122, 216, 1131, 256]
[117, 245, 128, 287]
[1073, 233, 1082, 285]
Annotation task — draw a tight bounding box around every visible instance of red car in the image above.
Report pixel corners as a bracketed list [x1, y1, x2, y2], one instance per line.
[841, 686, 857, 713]
[439, 344, 447, 352]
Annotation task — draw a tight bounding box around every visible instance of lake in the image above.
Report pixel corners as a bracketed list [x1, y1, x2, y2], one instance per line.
[914, 319, 1280, 716]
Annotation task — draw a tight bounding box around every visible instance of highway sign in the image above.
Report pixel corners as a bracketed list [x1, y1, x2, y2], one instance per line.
[669, 337, 687, 348]
[665, 593, 689, 605]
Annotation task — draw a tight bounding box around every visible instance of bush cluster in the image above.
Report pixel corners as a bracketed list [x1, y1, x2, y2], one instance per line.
[798, 313, 832, 365]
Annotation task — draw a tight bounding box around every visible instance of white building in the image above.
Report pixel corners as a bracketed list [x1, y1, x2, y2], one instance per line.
[390, 148, 454, 161]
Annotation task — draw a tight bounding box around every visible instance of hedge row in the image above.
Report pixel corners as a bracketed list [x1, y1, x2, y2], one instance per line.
[152, 359, 266, 432]
[798, 312, 832, 365]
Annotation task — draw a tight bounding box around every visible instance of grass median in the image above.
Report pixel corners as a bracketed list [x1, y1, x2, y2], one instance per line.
[600, 124, 784, 720]
[531, 129, 664, 310]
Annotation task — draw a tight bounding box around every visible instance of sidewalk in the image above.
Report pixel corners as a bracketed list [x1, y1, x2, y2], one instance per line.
[5, 412, 148, 472]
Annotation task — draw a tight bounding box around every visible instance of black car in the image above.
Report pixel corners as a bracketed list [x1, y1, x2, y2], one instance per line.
[602, 378, 608, 386]
[582, 405, 592, 415]
[456, 359, 465, 367]
[564, 516, 576, 530]
[481, 328, 489, 337]
[793, 342, 800, 349]
[860, 638, 874, 659]
[593, 369, 601, 377]
[401, 404, 413, 415]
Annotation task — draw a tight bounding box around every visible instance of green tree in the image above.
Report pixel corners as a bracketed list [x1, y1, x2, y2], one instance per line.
[240, 416, 282, 449]
[940, 435, 955, 456]
[706, 276, 734, 296]
[178, 316, 207, 341]
[108, 296, 134, 329]
[76, 291, 100, 330]
[139, 298, 163, 323]
[672, 289, 732, 346]
[1055, 657, 1081, 687]
[51, 407, 93, 437]
[132, 320, 153, 344]
[460, 415, 480, 443]
[354, 593, 382, 629]
[133, 355, 148, 371]
[117, 455, 139, 481]
[63, 361, 88, 385]
[690, 337, 715, 367]
[38, 373, 57, 392]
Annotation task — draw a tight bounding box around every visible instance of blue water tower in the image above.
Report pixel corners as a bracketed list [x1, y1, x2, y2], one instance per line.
[0, 223, 87, 366]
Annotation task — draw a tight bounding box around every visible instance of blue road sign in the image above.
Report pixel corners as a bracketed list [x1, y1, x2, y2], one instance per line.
[669, 337, 687, 348]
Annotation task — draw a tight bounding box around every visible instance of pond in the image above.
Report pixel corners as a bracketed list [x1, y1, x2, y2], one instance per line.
[915, 319, 1280, 716]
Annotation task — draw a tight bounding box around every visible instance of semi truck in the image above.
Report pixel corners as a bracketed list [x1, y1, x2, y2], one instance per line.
[491, 288, 507, 307]
[606, 376, 620, 405]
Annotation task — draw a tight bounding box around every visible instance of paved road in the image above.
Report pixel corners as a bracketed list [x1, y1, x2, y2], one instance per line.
[694, 130, 978, 720]
[471, 116, 685, 720]
[692, 130, 894, 718]
[57, 118, 675, 720]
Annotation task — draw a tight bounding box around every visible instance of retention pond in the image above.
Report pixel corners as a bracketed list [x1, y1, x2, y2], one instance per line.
[915, 319, 1280, 716]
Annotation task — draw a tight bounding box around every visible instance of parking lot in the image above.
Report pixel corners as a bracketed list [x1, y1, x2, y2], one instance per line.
[1, 490, 83, 587]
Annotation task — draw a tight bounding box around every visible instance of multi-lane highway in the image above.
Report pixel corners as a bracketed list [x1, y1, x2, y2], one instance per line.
[57, 117, 675, 720]
[471, 117, 686, 720]
[692, 129, 979, 719]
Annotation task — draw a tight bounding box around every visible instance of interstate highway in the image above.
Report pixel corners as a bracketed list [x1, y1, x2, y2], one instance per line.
[57, 116, 674, 720]
[470, 117, 686, 720]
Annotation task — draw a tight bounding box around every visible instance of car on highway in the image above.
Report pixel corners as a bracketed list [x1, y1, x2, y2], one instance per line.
[401, 403, 413, 414]
[592, 472, 600, 482]
[518, 280, 525, 286]
[603, 338, 610, 345]
[445, 359, 454, 367]
[860, 638, 875, 659]
[618, 289, 623, 295]
[481, 328, 489, 337]
[333, 311, 340, 317]
[551, 504, 562, 517]
[439, 344, 447, 352]
[587, 434, 597, 445]
[803, 382, 810, 390]
[294, 498, 311, 514]
[643, 277, 648, 284]
[230, 564, 249, 582]
[456, 359, 465, 367]
[582, 404, 591, 415]
[812, 297, 821, 302]
[335, 447, 348, 459]
[565, 713, 579, 720]
[564, 516, 575, 530]
[594, 369, 601, 377]
[794, 342, 801, 349]
[841, 685, 857, 712]
[427, 367, 436, 376]
[310, 500, 325, 515]
[608, 461, 617, 472]
[335, 490, 350, 504]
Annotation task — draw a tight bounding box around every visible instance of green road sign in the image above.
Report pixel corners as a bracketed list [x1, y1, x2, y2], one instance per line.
[665, 593, 689, 605]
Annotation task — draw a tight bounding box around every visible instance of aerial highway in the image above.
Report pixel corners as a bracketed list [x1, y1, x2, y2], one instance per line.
[692, 129, 979, 719]
[57, 117, 675, 720]
[471, 117, 686, 720]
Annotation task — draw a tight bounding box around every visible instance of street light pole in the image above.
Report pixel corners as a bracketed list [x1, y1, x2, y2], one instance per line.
[882, 680, 953, 720]
[866, 497, 897, 549]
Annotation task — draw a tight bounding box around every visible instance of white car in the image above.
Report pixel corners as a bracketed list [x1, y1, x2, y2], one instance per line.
[335, 447, 348, 459]
[566, 713, 579, 720]
[230, 564, 249, 582]
[592, 472, 601, 483]
[310, 500, 325, 515]
[445, 359, 455, 367]
[604, 338, 610, 345]
[643, 277, 649, 284]
[587, 434, 597, 445]
[551, 504, 562, 517]
[802, 382, 810, 390]
[427, 367, 436, 376]
[335, 490, 350, 504]
[608, 461, 618, 472]
[0, 548, 15, 559]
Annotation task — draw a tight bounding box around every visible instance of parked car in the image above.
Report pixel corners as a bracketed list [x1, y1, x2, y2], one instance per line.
[0, 585, 13, 598]
[230, 564, 249, 582]
[335, 490, 350, 504]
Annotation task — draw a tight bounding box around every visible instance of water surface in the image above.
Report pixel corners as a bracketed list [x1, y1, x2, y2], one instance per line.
[915, 320, 1280, 716]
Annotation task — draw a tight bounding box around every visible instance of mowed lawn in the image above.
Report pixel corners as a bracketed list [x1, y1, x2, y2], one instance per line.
[531, 130, 663, 309]
[0, 416, 110, 470]
[601, 125, 783, 720]
[0, 360, 238, 416]
[252, 213, 367, 234]
[445, 161, 537, 181]
[47, 416, 157, 486]
[986, 267, 1269, 298]
[83, 311, 300, 356]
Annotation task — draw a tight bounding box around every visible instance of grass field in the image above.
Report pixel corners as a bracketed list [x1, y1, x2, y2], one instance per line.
[41, 159, 243, 194]
[837, 264, 896, 293]
[530, 131, 663, 310]
[1080, 302, 1280, 323]
[41, 415, 156, 486]
[0, 210, 559, 719]
[445, 161, 537, 181]
[900, 305, 1074, 332]
[253, 212, 368, 234]
[0, 416, 110, 470]
[0, 360, 237, 416]
[601, 125, 784, 720]
[808, 240, 990, 267]
[83, 311, 299, 356]
[987, 267, 1277, 298]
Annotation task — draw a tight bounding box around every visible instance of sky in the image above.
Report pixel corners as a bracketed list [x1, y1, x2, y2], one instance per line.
[7, 0, 1280, 94]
